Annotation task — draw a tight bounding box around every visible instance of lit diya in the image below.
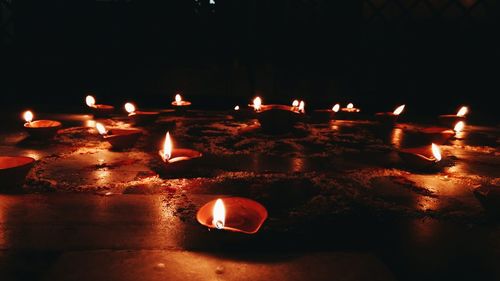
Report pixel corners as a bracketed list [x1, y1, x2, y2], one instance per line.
[85, 95, 115, 117]
[251, 97, 306, 133]
[0, 156, 36, 191]
[310, 103, 340, 123]
[22, 110, 62, 139]
[375, 104, 405, 125]
[158, 131, 202, 175]
[413, 126, 456, 145]
[453, 121, 466, 139]
[124, 102, 159, 125]
[197, 197, 268, 234]
[398, 143, 443, 171]
[95, 122, 142, 150]
[336, 103, 362, 120]
[171, 94, 191, 112]
[438, 106, 468, 127]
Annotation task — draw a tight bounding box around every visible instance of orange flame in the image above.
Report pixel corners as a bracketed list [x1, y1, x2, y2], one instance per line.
[234, 105, 240, 111]
[454, 121, 465, 133]
[431, 143, 442, 162]
[393, 104, 405, 116]
[347, 103, 354, 109]
[298, 101, 305, 113]
[175, 94, 182, 104]
[86, 95, 96, 107]
[23, 110, 34, 123]
[124, 102, 136, 114]
[253, 97, 262, 111]
[456, 106, 468, 117]
[292, 100, 299, 107]
[95, 123, 107, 135]
[163, 132, 172, 161]
[212, 198, 226, 229]
[332, 104, 340, 112]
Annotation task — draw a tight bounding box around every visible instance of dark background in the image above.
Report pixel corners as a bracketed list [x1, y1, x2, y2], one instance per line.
[1, 0, 498, 123]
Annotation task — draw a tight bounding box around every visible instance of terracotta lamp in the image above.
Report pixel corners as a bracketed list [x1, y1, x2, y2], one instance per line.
[171, 94, 191, 112]
[311, 103, 340, 123]
[251, 97, 306, 133]
[335, 103, 361, 120]
[438, 106, 468, 127]
[158, 131, 202, 176]
[96, 123, 142, 150]
[86, 95, 115, 117]
[375, 104, 405, 126]
[23, 110, 62, 139]
[124, 102, 159, 125]
[398, 143, 443, 171]
[197, 197, 268, 234]
[0, 156, 36, 190]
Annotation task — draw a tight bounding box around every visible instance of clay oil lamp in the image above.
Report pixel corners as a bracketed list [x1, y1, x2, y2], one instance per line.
[22, 110, 62, 139]
[375, 104, 405, 126]
[415, 125, 456, 145]
[158, 131, 202, 176]
[311, 103, 340, 123]
[398, 143, 443, 172]
[253, 97, 306, 133]
[85, 95, 114, 117]
[197, 197, 268, 234]
[171, 94, 191, 113]
[248, 96, 263, 112]
[124, 102, 159, 125]
[336, 102, 361, 120]
[453, 121, 466, 139]
[438, 106, 468, 127]
[95, 122, 142, 150]
[0, 156, 36, 191]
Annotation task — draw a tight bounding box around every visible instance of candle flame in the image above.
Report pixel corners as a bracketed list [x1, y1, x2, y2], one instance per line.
[298, 101, 305, 113]
[175, 94, 182, 104]
[454, 121, 465, 133]
[456, 106, 468, 117]
[23, 110, 34, 123]
[431, 143, 442, 162]
[393, 104, 405, 116]
[163, 132, 172, 161]
[124, 102, 136, 114]
[347, 103, 354, 109]
[332, 104, 340, 112]
[86, 95, 96, 107]
[95, 122, 107, 135]
[212, 198, 226, 229]
[234, 105, 240, 111]
[292, 100, 299, 107]
[253, 97, 262, 111]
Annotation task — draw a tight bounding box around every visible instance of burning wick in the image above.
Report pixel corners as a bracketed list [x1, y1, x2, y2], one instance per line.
[95, 122, 108, 135]
[292, 100, 299, 108]
[175, 94, 182, 105]
[253, 97, 262, 112]
[124, 102, 136, 115]
[393, 104, 405, 116]
[347, 103, 354, 109]
[332, 104, 340, 113]
[86, 95, 96, 108]
[212, 198, 226, 230]
[454, 121, 465, 133]
[431, 143, 442, 162]
[23, 110, 34, 124]
[298, 101, 305, 113]
[456, 106, 468, 117]
[234, 105, 240, 111]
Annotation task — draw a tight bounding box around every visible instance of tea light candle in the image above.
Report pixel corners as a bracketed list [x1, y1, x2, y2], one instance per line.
[124, 102, 159, 125]
[95, 123, 142, 150]
[398, 143, 443, 171]
[158, 132, 202, 175]
[22, 110, 62, 139]
[85, 95, 115, 117]
[196, 197, 268, 234]
[0, 156, 36, 190]
[438, 106, 468, 127]
[375, 104, 405, 125]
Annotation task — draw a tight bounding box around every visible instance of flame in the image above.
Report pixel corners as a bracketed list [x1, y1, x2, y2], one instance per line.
[456, 106, 468, 117]
[454, 121, 465, 133]
[163, 132, 172, 161]
[212, 198, 226, 229]
[393, 104, 405, 116]
[234, 105, 240, 111]
[253, 97, 262, 111]
[431, 143, 442, 162]
[124, 102, 136, 114]
[86, 95, 96, 107]
[175, 94, 182, 104]
[332, 104, 340, 112]
[298, 101, 305, 113]
[23, 110, 34, 123]
[95, 122, 107, 135]
[292, 100, 299, 107]
[347, 103, 354, 109]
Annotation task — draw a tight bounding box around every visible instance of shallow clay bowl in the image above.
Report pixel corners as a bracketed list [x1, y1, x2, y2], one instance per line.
[171, 101, 191, 113]
[257, 104, 304, 133]
[0, 156, 36, 190]
[375, 112, 398, 126]
[419, 127, 455, 144]
[24, 120, 62, 139]
[398, 147, 440, 171]
[90, 104, 115, 117]
[159, 148, 203, 177]
[129, 111, 160, 125]
[197, 197, 268, 234]
[103, 129, 142, 149]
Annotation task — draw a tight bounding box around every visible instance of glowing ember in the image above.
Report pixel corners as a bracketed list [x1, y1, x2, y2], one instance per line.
[124, 102, 136, 114]
[212, 198, 226, 229]
[163, 132, 172, 161]
[298, 101, 305, 113]
[86, 95, 96, 107]
[456, 106, 468, 117]
[292, 100, 299, 107]
[175, 94, 182, 104]
[347, 103, 354, 109]
[431, 143, 442, 162]
[253, 97, 262, 111]
[234, 105, 240, 111]
[393, 104, 405, 116]
[332, 104, 340, 112]
[23, 111, 34, 123]
[454, 121, 465, 132]
[95, 123, 107, 135]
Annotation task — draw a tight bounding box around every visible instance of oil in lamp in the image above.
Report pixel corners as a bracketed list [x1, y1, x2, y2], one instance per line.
[124, 102, 159, 125]
[310, 103, 340, 123]
[85, 95, 115, 117]
[0, 156, 36, 190]
[197, 197, 268, 234]
[252, 97, 306, 133]
[398, 143, 443, 171]
[22, 110, 62, 139]
[171, 94, 191, 112]
[158, 131, 202, 176]
[95, 122, 142, 150]
[438, 106, 468, 127]
[375, 104, 405, 125]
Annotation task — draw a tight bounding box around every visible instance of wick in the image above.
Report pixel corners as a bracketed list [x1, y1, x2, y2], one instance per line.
[214, 220, 224, 229]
